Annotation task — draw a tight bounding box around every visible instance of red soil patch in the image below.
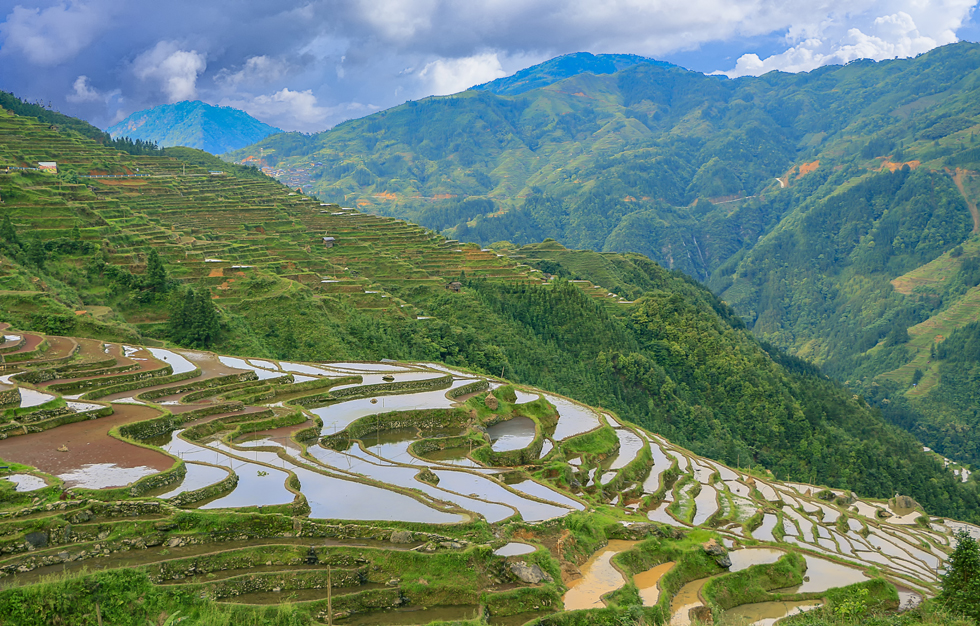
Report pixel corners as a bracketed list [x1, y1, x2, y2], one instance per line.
[208, 268, 225, 278]
[373, 192, 398, 201]
[881, 160, 920, 172]
[797, 160, 820, 177]
[7, 333, 43, 355]
[74, 310, 87, 316]
[21, 336, 77, 362]
[0, 404, 173, 484]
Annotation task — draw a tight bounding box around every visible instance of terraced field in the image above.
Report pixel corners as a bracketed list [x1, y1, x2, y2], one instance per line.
[0, 322, 973, 625]
[0, 104, 629, 333]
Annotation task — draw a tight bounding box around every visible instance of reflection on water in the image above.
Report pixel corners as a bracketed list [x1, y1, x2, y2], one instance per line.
[606, 428, 645, 472]
[648, 502, 685, 527]
[513, 389, 540, 404]
[488, 416, 536, 452]
[563, 540, 637, 610]
[547, 394, 602, 440]
[152, 462, 229, 499]
[17, 388, 55, 409]
[57, 463, 158, 489]
[509, 478, 584, 510]
[692, 484, 719, 526]
[419, 446, 481, 467]
[312, 379, 474, 436]
[728, 548, 785, 573]
[723, 599, 824, 626]
[634, 561, 674, 606]
[209, 441, 462, 524]
[784, 554, 869, 593]
[494, 542, 536, 556]
[1, 473, 47, 491]
[146, 348, 196, 374]
[432, 470, 569, 522]
[754, 515, 779, 542]
[670, 578, 708, 626]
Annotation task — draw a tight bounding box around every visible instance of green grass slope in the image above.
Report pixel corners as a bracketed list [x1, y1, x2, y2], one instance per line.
[1, 102, 979, 520]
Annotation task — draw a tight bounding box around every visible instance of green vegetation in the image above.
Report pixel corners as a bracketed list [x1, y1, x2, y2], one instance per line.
[0, 99, 978, 520]
[229, 42, 980, 478]
[938, 529, 980, 622]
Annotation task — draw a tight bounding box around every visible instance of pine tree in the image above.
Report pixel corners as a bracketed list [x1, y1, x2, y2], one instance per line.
[145, 249, 168, 293]
[939, 529, 980, 621]
[168, 287, 220, 348]
[25, 236, 45, 269]
[0, 214, 20, 248]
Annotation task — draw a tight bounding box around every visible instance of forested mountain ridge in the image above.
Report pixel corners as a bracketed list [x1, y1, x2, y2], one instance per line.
[229, 42, 980, 472]
[472, 51, 670, 95]
[2, 100, 980, 520]
[227, 42, 980, 280]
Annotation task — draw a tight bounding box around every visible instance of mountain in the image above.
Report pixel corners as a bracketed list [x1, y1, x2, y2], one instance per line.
[108, 100, 281, 154]
[472, 51, 670, 95]
[226, 42, 980, 471]
[1, 97, 977, 522]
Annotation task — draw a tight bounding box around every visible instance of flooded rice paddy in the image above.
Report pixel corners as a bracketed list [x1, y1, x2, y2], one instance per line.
[494, 542, 536, 556]
[722, 600, 824, 626]
[562, 540, 637, 610]
[0, 348, 964, 613]
[488, 416, 536, 452]
[1, 473, 47, 491]
[634, 561, 675, 606]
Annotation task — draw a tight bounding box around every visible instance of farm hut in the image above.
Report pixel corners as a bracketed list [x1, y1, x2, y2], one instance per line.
[446, 281, 463, 292]
[322, 236, 336, 248]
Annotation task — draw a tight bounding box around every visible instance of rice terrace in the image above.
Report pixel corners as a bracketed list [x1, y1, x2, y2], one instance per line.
[0, 324, 974, 625]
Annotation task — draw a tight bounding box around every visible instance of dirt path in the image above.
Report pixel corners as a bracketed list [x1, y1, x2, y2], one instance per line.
[953, 168, 979, 233]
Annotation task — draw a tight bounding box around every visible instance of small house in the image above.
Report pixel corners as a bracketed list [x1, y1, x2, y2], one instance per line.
[322, 236, 336, 248]
[446, 281, 463, 293]
[37, 161, 57, 173]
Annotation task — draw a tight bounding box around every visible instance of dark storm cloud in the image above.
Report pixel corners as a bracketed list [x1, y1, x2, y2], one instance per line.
[0, 0, 976, 132]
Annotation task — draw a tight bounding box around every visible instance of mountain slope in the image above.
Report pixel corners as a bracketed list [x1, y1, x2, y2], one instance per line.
[108, 100, 281, 154]
[472, 51, 670, 95]
[229, 43, 980, 281]
[227, 42, 980, 471]
[2, 102, 979, 518]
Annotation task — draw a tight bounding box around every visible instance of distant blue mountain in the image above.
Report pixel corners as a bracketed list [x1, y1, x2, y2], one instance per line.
[107, 101, 281, 155]
[471, 52, 673, 96]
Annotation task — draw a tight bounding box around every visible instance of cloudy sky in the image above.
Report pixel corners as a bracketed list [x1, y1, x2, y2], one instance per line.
[0, 0, 978, 133]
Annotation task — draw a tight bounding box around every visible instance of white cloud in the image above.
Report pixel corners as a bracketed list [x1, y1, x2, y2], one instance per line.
[0, 1, 108, 65]
[66, 75, 116, 103]
[221, 88, 379, 132]
[133, 41, 206, 102]
[358, 0, 438, 42]
[418, 52, 508, 96]
[718, 1, 974, 77]
[216, 55, 290, 87]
